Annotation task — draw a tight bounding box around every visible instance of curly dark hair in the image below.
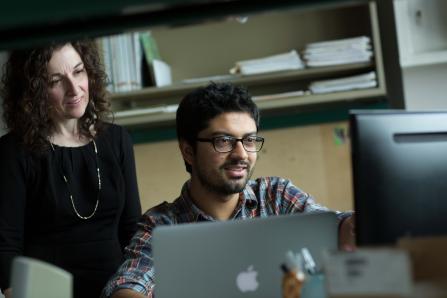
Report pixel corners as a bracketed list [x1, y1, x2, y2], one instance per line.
[1, 40, 111, 152]
[176, 82, 260, 173]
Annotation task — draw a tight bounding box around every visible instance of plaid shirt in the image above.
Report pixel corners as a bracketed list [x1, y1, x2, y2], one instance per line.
[102, 176, 350, 297]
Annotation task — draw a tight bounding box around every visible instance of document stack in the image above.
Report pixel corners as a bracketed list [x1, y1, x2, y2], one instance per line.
[303, 36, 373, 67]
[230, 50, 305, 75]
[309, 71, 377, 94]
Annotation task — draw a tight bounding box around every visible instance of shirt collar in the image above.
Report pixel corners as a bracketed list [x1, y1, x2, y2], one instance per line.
[174, 180, 213, 222]
[236, 184, 259, 219]
[174, 180, 259, 222]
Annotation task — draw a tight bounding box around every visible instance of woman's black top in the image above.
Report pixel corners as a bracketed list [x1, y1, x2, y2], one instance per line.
[0, 123, 142, 298]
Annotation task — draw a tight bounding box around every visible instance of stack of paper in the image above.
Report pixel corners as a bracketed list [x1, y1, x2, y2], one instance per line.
[230, 50, 305, 75]
[252, 90, 306, 101]
[303, 36, 373, 67]
[309, 71, 377, 94]
[151, 60, 172, 87]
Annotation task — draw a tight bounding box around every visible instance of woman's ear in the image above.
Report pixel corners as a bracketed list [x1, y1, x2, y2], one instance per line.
[179, 139, 194, 165]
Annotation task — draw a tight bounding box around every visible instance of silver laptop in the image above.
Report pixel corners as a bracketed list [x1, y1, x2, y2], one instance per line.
[152, 211, 338, 298]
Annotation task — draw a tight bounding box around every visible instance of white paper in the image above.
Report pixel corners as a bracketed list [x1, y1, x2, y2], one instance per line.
[324, 249, 413, 296]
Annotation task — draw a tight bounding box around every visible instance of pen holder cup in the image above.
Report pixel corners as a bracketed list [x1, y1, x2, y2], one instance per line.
[301, 274, 326, 298]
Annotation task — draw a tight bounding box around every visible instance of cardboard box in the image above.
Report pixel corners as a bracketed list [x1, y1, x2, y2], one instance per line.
[398, 236, 447, 297]
[324, 248, 412, 298]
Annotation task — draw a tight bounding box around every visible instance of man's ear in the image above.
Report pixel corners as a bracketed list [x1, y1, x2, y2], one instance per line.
[179, 139, 194, 165]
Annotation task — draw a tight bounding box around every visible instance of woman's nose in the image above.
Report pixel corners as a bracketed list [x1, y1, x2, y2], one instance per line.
[65, 77, 79, 95]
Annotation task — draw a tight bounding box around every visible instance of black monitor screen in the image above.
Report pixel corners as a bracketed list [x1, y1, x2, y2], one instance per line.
[350, 110, 447, 246]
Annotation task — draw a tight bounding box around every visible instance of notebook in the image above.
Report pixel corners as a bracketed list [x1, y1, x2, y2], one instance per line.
[152, 211, 338, 298]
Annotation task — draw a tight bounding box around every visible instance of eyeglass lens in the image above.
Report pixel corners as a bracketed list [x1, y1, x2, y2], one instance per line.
[214, 136, 263, 152]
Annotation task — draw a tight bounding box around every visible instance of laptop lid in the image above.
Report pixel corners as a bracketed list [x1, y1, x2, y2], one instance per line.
[153, 211, 338, 298]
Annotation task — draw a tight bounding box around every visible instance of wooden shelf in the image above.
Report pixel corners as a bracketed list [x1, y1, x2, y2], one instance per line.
[114, 86, 386, 127]
[111, 61, 375, 105]
[109, 1, 388, 128]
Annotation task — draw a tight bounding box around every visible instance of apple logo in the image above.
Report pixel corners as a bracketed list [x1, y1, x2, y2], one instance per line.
[236, 265, 259, 292]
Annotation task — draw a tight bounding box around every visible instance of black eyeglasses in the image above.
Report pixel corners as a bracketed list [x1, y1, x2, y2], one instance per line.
[196, 135, 265, 153]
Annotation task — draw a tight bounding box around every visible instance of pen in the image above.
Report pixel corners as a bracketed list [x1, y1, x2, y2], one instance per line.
[301, 248, 317, 275]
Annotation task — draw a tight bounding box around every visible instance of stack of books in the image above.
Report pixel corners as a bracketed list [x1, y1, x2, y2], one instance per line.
[303, 36, 373, 68]
[309, 71, 377, 94]
[99, 31, 172, 93]
[99, 32, 143, 93]
[230, 50, 305, 75]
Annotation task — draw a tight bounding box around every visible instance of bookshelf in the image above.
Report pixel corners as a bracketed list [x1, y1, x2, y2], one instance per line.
[109, 1, 388, 128]
[393, 0, 447, 68]
[113, 62, 383, 126]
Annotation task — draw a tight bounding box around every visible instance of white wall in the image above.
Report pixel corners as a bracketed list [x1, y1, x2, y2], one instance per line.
[393, 0, 447, 109]
[402, 63, 447, 109]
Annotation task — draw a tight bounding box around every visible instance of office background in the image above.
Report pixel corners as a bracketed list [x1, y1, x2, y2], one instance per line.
[0, 0, 446, 212]
[0, 0, 446, 297]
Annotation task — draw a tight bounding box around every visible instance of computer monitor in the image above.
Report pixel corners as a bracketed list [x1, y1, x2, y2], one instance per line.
[350, 110, 447, 246]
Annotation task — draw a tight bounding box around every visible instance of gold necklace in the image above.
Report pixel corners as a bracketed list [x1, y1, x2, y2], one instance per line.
[50, 139, 101, 220]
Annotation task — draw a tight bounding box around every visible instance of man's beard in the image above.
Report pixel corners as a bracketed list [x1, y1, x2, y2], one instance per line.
[196, 160, 254, 196]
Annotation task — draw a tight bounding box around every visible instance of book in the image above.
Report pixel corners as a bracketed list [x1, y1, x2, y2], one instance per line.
[101, 32, 145, 93]
[98, 37, 114, 92]
[151, 59, 172, 87]
[140, 31, 172, 87]
[131, 32, 143, 90]
[140, 31, 161, 65]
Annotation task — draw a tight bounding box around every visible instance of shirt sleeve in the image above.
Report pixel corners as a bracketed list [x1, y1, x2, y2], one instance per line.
[0, 135, 28, 291]
[302, 195, 353, 221]
[101, 213, 156, 298]
[275, 177, 352, 221]
[116, 126, 142, 251]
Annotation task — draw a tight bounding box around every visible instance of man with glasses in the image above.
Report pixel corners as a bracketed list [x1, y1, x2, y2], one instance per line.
[102, 82, 355, 298]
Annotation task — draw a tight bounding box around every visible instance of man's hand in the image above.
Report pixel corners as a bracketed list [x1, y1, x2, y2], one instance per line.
[111, 289, 148, 298]
[339, 214, 356, 251]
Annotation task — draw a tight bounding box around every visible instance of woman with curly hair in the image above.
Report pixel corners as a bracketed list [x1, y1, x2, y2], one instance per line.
[0, 40, 141, 298]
